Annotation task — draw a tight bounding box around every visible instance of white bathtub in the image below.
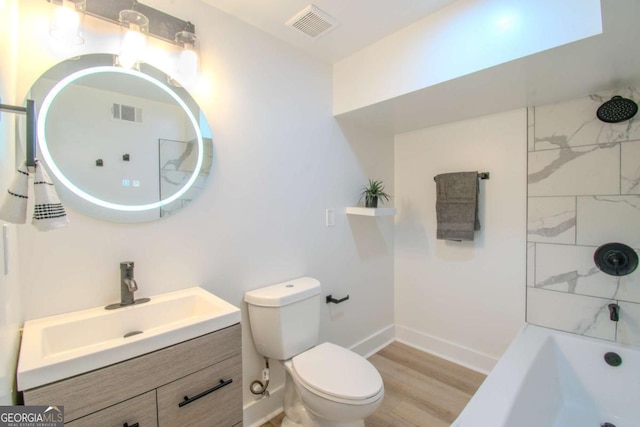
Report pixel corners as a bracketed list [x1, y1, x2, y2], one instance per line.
[452, 324, 640, 427]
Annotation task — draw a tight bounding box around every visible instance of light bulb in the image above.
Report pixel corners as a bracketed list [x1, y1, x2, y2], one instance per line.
[119, 28, 147, 69]
[49, 1, 84, 45]
[171, 30, 199, 87]
[177, 47, 198, 85]
[118, 10, 149, 70]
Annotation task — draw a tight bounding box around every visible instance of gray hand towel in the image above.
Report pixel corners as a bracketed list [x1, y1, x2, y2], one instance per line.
[434, 172, 480, 241]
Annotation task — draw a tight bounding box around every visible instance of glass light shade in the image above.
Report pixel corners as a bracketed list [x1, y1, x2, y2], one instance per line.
[49, 0, 85, 46]
[118, 10, 149, 70]
[173, 30, 199, 86]
[177, 47, 198, 85]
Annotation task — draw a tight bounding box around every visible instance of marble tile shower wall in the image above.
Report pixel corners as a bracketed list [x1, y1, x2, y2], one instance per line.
[527, 87, 640, 346]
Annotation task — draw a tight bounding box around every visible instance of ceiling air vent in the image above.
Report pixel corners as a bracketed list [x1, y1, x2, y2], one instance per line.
[285, 5, 337, 39]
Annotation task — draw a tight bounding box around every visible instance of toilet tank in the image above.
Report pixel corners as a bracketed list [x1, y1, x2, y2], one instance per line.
[244, 277, 321, 360]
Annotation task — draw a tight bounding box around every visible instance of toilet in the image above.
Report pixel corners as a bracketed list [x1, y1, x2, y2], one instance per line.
[244, 277, 384, 427]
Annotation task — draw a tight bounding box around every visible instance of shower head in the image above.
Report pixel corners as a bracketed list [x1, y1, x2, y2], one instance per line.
[596, 95, 638, 123]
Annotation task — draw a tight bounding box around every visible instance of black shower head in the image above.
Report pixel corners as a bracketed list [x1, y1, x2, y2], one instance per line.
[596, 95, 638, 123]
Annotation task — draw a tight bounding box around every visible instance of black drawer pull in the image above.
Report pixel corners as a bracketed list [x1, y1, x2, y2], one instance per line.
[179, 378, 233, 408]
[123, 423, 139, 427]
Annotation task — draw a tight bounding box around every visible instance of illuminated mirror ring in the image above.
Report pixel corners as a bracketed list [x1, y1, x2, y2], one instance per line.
[37, 65, 204, 212]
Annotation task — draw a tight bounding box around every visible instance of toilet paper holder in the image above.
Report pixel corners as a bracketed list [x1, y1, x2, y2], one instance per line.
[326, 294, 350, 304]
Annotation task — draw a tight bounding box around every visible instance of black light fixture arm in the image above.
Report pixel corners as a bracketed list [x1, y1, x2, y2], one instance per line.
[0, 99, 37, 169]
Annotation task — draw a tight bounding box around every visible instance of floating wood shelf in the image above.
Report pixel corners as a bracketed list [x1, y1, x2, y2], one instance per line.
[346, 207, 397, 217]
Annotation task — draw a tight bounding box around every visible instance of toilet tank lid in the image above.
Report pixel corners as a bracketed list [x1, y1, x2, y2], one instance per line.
[244, 277, 321, 307]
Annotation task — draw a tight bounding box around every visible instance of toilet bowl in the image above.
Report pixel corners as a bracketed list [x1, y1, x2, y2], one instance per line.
[284, 342, 384, 427]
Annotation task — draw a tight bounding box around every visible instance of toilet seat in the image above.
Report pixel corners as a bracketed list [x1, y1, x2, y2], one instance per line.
[291, 342, 383, 403]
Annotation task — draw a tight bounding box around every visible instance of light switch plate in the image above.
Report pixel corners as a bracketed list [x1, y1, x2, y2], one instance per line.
[326, 209, 335, 227]
[2, 224, 8, 275]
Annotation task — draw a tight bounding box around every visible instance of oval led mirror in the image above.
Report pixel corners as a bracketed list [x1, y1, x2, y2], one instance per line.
[29, 54, 213, 222]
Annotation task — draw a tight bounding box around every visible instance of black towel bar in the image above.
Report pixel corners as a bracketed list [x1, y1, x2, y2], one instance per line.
[433, 172, 490, 181]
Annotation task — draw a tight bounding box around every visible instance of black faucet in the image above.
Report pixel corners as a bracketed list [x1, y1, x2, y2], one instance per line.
[608, 303, 620, 322]
[120, 261, 138, 306]
[105, 261, 150, 310]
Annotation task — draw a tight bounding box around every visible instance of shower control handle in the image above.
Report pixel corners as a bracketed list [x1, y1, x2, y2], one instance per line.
[608, 303, 620, 322]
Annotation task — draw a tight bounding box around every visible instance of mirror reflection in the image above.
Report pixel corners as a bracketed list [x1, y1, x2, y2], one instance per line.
[30, 54, 213, 223]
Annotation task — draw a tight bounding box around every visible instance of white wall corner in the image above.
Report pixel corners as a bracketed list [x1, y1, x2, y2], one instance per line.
[395, 324, 497, 374]
[349, 324, 395, 358]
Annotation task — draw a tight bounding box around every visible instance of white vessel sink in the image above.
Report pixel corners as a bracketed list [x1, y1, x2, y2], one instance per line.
[17, 287, 240, 390]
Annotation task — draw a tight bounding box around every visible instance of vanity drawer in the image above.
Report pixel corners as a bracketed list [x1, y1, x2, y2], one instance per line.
[65, 390, 157, 427]
[157, 354, 242, 427]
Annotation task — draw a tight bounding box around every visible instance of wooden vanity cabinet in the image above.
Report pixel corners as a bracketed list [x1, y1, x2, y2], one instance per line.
[24, 324, 242, 427]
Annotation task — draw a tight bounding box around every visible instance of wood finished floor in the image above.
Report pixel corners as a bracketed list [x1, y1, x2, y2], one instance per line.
[260, 341, 486, 427]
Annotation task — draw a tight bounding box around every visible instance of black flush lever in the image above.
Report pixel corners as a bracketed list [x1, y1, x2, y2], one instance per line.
[608, 303, 620, 322]
[326, 294, 349, 304]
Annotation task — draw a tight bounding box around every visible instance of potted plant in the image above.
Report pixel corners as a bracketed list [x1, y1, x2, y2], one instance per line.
[360, 179, 391, 208]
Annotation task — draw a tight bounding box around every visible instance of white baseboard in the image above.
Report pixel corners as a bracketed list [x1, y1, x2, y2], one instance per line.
[395, 324, 497, 374]
[349, 324, 395, 358]
[243, 384, 284, 427]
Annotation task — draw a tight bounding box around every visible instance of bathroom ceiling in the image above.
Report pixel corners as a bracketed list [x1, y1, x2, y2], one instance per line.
[167, 0, 640, 134]
[199, 0, 460, 63]
[334, 0, 640, 134]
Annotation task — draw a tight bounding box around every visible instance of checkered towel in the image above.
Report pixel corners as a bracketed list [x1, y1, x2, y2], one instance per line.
[32, 160, 69, 231]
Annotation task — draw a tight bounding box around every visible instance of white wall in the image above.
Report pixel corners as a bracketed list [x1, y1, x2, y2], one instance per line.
[0, 0, 23, 405]
[333, 0, 602, 115]
[9, 1, 394, 424]
[394, 109, 526, 373]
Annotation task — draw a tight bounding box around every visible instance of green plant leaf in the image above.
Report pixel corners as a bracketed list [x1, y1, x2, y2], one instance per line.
[359, 179, 391, 203]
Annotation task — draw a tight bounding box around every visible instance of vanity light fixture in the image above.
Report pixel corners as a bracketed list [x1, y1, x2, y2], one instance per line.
[116, 9, 149, 70]
[48, 0, 86, 46]
[45, 1, 200, 83]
